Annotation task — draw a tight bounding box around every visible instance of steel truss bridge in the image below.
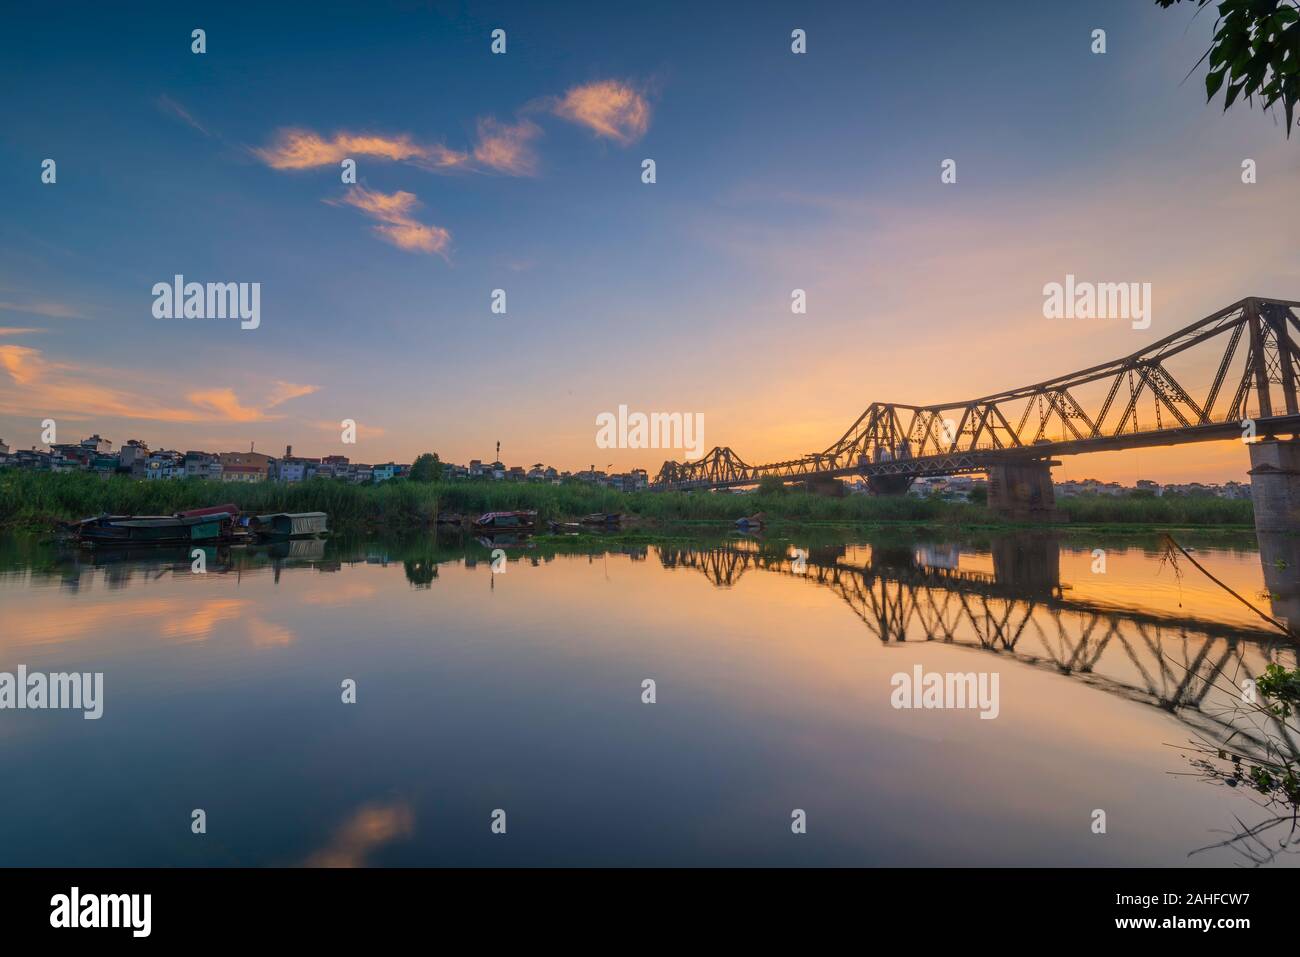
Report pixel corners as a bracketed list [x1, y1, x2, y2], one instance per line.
[653, 297, 1300, 490]
[659, 541, 1299, 754]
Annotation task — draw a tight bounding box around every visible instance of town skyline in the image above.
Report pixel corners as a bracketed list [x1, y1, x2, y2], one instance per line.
[0, 427, 1258, 502]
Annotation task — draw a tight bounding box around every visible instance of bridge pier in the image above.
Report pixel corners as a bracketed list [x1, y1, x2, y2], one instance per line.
[987, 459, 1061, 523]
[1249, 439, 1300, 534]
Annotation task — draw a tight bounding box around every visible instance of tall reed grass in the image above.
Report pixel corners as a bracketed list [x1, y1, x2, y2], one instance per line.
[0, 469, 1257, 530]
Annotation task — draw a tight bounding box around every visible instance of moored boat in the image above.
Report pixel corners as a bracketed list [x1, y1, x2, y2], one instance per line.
[472, 510, 537, 531]
[735, 512, 766, 530]
[70, 504, 242, 546]
[250, 512, 329, 538]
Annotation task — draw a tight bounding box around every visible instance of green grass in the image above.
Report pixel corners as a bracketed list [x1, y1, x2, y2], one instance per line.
[0, 469, 440, 530]
[0, 468, 1259, 531]
[1056, 493, 1253, 526]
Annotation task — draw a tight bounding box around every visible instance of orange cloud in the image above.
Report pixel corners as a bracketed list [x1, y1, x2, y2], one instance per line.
[186, 388, 271, 423]
[266, 380, 320, 407]
[0, 343, 319, 425]
[257, 121, 545, 177]
[0, 345, 196, 420]
[552, 80, 651, 144]
[473, 117, 541, 175]
[304, 801, 415, 868]
[330, 186, 451, 256]
[254, 128, 464, 170]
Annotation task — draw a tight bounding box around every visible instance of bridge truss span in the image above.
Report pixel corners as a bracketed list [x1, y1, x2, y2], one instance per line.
[653, 297, 1300, 490]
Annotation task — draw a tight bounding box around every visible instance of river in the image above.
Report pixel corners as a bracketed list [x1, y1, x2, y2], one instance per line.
[0, 527, 1296, 866]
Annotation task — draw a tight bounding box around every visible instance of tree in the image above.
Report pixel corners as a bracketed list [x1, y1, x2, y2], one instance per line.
[409, 452, 441, 483]
[1157, 0, 1300, 137]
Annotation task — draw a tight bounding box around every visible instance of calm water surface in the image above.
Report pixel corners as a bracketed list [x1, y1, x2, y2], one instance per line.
[1, 528, 1297, 866]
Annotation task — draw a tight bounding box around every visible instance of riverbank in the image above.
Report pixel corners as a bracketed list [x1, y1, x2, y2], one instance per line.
[0, 469, 1258, 532]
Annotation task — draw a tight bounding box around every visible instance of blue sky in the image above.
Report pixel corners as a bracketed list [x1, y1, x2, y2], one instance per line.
[1, 0, 1297, 481]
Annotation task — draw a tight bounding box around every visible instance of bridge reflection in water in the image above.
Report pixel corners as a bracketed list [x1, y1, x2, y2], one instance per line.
[659, 535, 1299, 758]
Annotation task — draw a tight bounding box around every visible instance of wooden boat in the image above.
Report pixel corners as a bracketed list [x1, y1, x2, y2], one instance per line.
[472, 510, 537, 531]
[580, 512, 623, 526]
[250, 512, 329, 538]
[735, 512, 766, 530]
[547, 520, 584, 533]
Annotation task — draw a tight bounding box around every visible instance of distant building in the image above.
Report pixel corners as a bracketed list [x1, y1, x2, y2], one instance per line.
[275, 445, 321, 482]
[145, 450, 185, 480]
[79, 434, 112, 454]
[184, 450, 222, 480]
[219, 451, 273, 483]
[89, 453, 120, 475]
[119, 439, 151, 473]
[49, 444, 93, 471]
[14, 449, 52, 470]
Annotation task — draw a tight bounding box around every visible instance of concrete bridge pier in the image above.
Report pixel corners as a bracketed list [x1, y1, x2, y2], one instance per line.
[988, 459, 1061, 522]
[1249, 439, 1300, 533]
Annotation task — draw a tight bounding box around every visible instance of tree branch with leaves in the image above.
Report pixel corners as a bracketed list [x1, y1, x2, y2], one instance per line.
[1157, 0, 1300, 136]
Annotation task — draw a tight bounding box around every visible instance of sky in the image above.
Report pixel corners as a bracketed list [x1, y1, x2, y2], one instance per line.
[1, 0, 1297, 483]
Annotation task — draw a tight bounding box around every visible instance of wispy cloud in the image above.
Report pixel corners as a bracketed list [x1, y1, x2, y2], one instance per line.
[254, 128, 465, 171]
[0, 327, 43, 337]
[551, 80, 651, 144]
[472, 117, 542, 175]
[0, 300, 85, 320]
[266, 380, 320, 407]
[0, 344, 319, 424]
[156, 95, 211, 137]
[328, 186, 451, 256]
[304, 801, 415, 868]
[186, 388, 275, 423]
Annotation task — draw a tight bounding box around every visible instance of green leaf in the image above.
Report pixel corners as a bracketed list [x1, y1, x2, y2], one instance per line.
[1206, 68, 1226, 99]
